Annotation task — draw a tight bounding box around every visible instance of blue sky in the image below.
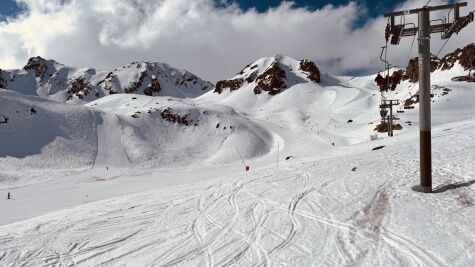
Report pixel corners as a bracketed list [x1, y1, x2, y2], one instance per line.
[0, 0, 406, 21]
[234, 0, 403, 17]
[0, 0, 20, 19]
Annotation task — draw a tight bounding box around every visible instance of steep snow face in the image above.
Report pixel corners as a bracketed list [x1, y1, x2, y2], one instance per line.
[213, 55, 320, 96]
[0, 90, 97, 186]
[1, 57, 213, 102]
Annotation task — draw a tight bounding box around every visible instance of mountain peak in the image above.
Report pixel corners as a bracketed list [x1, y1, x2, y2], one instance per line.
[214, 55, 321, 95]
[3, 57, 213, 101]
[23, 56, 63, 80]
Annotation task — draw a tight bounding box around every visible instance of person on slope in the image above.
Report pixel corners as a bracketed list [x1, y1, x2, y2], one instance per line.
[7, 192, 11, 199]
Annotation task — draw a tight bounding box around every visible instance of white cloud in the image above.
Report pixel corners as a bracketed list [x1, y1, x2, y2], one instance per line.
[0, 0, 473, 82]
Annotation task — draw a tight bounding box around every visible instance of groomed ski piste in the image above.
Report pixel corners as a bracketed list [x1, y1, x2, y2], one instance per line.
[0, 55, 474, 266]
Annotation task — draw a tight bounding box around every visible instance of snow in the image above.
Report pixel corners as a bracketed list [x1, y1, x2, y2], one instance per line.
[0, 55, 474, 266]
[2, 58, 213, 102]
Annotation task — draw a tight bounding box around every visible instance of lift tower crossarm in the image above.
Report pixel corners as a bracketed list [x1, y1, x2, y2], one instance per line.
[384, 2, 467, 17]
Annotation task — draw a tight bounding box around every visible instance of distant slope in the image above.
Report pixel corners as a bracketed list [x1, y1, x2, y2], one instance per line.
[0, 91, 274, 187]
[0, 57, 213, 102]
[86, 94, 274, 169]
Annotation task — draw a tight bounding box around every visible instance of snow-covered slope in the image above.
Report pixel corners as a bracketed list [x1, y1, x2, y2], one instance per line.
[0, 90, 97, 185]
[210, 54, 320, 96]
[0, 91, 273, 187]
[0, 57, 213, 102]
[0, 46, 474, 266]
[0, 119, 473, 266]
[85, 94, 274, 169]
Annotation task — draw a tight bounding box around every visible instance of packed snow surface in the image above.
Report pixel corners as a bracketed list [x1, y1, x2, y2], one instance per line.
[0, 57, 474, 266]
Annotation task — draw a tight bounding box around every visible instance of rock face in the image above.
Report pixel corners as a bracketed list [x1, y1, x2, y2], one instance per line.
[214, 55, 321, 95]
[2, 57, 213, 101]
[23, 56, 58, 80]
[402, 43, 475, 82]
[160, 107, 191, 126]
[254, 61, 287, 95]
[214, 79, 244, 94]
[299, 59, 321, 83]
[439, 43, 475, 71]
[402, 57, 440, 83]
[0, 69, 7, 89]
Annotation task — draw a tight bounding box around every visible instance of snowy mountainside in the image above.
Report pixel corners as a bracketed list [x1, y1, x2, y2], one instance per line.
[201, 55, 381, 146]
[0, 57, 213, 102]
[212, 55, 320, 96]
[400, 43, 475, 83]
[0, 91, 274, 187]
[0, 90, 97, 185]
[85, 94, 274, 169]
[0, 45, 474, 266]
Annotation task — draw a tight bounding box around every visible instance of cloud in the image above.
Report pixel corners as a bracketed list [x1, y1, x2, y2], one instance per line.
[0, 0, 473, 82]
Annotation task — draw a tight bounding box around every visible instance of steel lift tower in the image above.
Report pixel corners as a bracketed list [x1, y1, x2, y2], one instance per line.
[384, 2, 474, 193]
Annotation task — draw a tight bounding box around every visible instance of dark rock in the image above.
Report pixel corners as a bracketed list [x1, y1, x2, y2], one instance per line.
[452, 75, 475, 82]
[0, 115, 8, 124]
[245, 71, 258, 83]
[0, 69, 7, 88]
[254, 61, 287, 95]
[372, 146, 385, 151]
[299, 59, 321, 83]
[67, 78, 92, 100]
[374, 123, 403, 133]
[23, 56, 52, 79]
[160, 107, 190, 126]
[439, 43, 475, 71]
[214, 79, 244, 94]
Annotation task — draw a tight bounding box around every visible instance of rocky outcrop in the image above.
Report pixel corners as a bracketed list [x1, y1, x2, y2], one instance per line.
[213, 56, 321, 96]
[144, 75, 161, 96]
[67, 78, 93, 100]
[403, 43, 475, 82]
[254, 62, 287, 95]
[0, 69, 7, 89]
[23, 56, 56, 80]
[160, 107, 191, 126]
[402, 57, 440, 83]
[439, 43, 475, 71]
[125, 72, 147, 94]
[0, 115, 8, 124]
[374, 123, 403, 133]
[299, 59, 321, 83]
[214, 79, 244, 94]
[3, 57, 213, 101]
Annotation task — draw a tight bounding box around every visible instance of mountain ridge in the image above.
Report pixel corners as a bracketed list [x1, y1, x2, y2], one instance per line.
[0, 57, 214, 102]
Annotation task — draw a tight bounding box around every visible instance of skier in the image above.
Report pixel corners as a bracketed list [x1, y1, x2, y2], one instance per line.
[7, 192, 10, 199]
